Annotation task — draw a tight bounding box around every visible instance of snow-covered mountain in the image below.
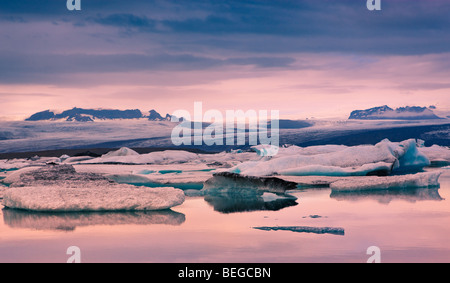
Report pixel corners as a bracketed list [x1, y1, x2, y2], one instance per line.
[25, 108, 172, 122]
[349, 105, 442, 120]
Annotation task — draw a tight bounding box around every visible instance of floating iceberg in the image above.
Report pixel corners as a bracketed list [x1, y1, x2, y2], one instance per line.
[2, 185, 185, 212]
[419, 145, 450, 166]
[83, 149, 198, 165]
[101, 147, 139, 157]
[329, 171, 442, 192]
[204, 172, 298, 194]
[251, 144, 279, 157]
[1, 164, 185, 212]
[278, 162, 392, 177]
[229, 139, 431, 177]
[0, 160, 30, 170]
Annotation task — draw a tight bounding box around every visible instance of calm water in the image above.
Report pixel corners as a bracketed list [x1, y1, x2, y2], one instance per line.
[0, 169, 449, 263]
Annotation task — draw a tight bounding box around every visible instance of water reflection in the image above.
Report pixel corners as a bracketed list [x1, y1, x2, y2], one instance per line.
[199, 173, 299, 213]
[330, 187, 444, 204]
[2, 208, 185, 231]
[202, 187, 298, 214]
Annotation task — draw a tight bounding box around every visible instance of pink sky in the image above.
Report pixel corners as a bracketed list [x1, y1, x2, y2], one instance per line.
[2, 52, 449, 120]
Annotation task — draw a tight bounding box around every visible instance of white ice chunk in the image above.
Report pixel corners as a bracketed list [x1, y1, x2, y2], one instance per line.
[0, 159, 31, 170]
[278, 162, 392, 176]
[63, 156, 95, 163]
[2, 167, 40, 184]
[229, 139, 430, 176]
[59, 154, 71, 162]
[251, 144, 279, 157]
[102, 147, 139, 157]
[84, 150, 198, 165]
[330, 171, 442, 192]
[2, 185, 185, 212]
[419, 145, 450, 165]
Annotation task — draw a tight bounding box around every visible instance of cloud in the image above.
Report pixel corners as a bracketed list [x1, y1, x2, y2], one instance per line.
[1, 0, 450, 119]
[0, 51, 296, 84]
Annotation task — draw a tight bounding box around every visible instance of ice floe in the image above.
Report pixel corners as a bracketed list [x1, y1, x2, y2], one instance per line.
[2, 185, 185, 212]
[82, 149, 199, 165]
[203, 172, 298, 194]
[1, 164, 185, 211]
[228, 139, 431, 177]
[329, 171, 442, 192]
[419, 145, 450, 166]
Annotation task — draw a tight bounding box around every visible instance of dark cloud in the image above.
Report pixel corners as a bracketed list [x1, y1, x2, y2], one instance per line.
[93, 14, 157, 30]
[0, 51, 296, 84]
[1, 0, 450, 85]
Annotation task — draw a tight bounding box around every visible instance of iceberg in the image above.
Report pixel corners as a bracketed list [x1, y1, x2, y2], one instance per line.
[101, 147, 139, 157]
[228, 139, 430, 177]
[251, 144, 280, 157]
[2, 185, 185, 212]
[329, 171, 442, 192]
[83, 149, 198, 165]
[0, 159, 30, 170]
[204, 172, 298, 194]
[1, 164, 185, 212]
[278, 162, 392, 177]
[419, 145, 450, 166]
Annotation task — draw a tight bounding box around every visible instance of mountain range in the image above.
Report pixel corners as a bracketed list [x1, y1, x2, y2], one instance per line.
[349, 105, 442, 120]
[26, 108, 172, 122]
[25, 105, 445, 123]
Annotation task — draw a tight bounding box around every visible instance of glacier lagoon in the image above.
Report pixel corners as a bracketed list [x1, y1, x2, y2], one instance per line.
[0, 168, 449, 263]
